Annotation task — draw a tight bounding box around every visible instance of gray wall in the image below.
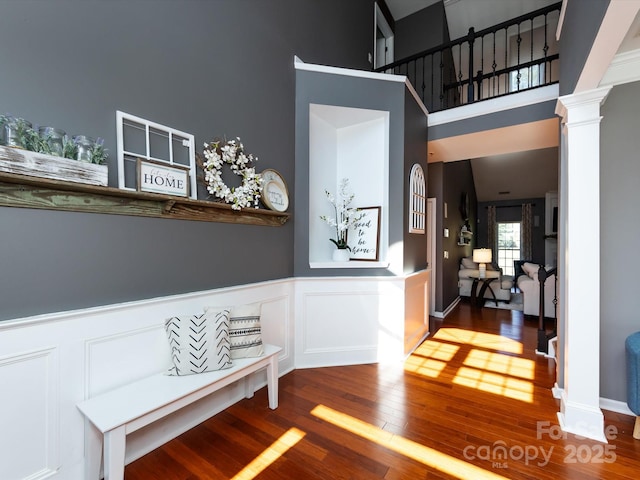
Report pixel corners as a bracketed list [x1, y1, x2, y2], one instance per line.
[0, 0, 375, 320]
[403, 89, 429, 273]
[427, 161, 444, 311]
[394, 1, 450, 59]
[558, 0, 610, 95]
[427, 159, 476, 312]
[600, 81, 640, 401]
[444, 160, 477, 309]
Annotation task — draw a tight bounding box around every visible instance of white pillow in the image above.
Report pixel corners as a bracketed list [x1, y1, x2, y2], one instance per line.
[522, 262, 539, 278]
[205, 303, 265, 359]
[164, 310, 232, 376]
[229, 303, 265, 358]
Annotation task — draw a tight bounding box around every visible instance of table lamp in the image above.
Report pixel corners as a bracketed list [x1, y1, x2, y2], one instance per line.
[473, 248, 492, 279]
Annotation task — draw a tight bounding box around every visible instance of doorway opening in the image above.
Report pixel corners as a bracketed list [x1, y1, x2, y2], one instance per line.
[374, 2, 394, 70]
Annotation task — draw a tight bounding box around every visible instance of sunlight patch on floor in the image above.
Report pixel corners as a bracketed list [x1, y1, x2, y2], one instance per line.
[434, 328, 523, 354]
[311, 404, 509, 480]
[405, 340, 459, 377]
[453, 366, 534, 402]
[464, 349, 535, 380]
[413, 338, 460, 360]
[230, 428, 306, 480]
[404, 355, 448, 378]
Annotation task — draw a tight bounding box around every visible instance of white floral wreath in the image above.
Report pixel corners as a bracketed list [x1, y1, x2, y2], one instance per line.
[201, 137, 263, 210]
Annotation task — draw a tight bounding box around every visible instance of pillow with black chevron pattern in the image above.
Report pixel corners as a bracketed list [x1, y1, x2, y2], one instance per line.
[164, 310, 233, 376]
[205, 303, 264, 359]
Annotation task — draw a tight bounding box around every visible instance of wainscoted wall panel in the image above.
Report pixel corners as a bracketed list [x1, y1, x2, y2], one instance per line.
[0, 347, 59, 480]
[0, 279, 293, 480]
[404, 269, 431, 354]
[85, 325, 170, 398]
[302, 292, 381, 352]
[294, 273, 431, 368]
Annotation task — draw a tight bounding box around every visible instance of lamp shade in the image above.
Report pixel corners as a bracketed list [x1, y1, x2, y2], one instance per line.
[473, 248, 492, 264]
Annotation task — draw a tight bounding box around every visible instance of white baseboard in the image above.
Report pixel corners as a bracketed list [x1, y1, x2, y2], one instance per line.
[433, 296, 461, 318]
[600, 397, 635, 417]
[552, 385, 634, 417]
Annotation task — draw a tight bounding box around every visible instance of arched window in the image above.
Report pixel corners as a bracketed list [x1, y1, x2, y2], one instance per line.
[409, 164, 425, 234]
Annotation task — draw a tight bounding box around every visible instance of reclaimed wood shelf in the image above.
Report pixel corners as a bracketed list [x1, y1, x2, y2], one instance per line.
[0, 172, 290, 226]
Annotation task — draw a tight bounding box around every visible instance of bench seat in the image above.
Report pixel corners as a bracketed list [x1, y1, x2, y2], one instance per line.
[77, 343, 282, 480]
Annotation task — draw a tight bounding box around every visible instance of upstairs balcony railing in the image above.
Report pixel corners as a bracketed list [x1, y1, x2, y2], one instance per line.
[375, 2, 561, 113]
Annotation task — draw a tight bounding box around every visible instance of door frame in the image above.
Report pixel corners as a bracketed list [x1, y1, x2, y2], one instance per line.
[374, 2, 394, 69]
[427, 197, 436, 315]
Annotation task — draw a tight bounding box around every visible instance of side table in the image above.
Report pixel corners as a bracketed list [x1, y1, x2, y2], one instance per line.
[468, 274, 498, 307]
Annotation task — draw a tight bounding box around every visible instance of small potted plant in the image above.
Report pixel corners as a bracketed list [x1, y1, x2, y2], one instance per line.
[320, 178, 363, 262]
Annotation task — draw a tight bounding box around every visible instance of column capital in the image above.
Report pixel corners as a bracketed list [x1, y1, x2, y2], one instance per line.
[555, 86, 612, 122]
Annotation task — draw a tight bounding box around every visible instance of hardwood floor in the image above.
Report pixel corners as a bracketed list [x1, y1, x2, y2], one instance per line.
[126, 301, 640, 479]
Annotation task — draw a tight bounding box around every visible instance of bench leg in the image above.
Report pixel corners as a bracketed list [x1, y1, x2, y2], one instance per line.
[267, 354, 279, 410]
[85, 421, 103, 480]
[634, 417, 640, 440]
[104, 425, 126, 480]
[245, 372, 255, 399]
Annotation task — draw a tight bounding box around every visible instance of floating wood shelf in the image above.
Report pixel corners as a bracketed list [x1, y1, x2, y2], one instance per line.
[0, 172, 290, 226]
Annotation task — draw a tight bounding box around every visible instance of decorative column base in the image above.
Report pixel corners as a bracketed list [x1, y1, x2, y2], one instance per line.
[558, 392, 607, 442]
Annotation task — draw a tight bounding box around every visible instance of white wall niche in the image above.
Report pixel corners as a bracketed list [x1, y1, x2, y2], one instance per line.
[309, 103, 389, 268]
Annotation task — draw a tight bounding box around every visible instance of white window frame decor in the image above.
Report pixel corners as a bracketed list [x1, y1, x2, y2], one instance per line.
[116, 111, 197, 199]
[409, 163, 426, 234]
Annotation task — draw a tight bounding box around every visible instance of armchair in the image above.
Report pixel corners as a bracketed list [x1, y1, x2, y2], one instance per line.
[516, 262, 558, 317]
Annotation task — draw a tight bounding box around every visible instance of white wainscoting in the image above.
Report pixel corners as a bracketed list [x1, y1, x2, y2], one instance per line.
[0, 347, 59, 480]
[0, 272, 430, 479]
[0, 279, 294, 480]
[294, 270, 431, 368]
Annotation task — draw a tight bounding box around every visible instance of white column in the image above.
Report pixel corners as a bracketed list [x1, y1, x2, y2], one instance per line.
[555, 86, 611, 442]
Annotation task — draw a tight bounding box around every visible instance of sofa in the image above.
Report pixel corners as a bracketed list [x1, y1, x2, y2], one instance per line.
[458, 256, 513, 302]
[516, 262, 558, 318]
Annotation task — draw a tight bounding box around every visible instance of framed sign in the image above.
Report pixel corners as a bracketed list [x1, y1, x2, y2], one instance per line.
[137, 158, 190, 197]
[349, 206, 381, 261]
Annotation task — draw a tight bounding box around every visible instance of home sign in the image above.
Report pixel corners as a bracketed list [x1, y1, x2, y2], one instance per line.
[137, 159, 189, 197]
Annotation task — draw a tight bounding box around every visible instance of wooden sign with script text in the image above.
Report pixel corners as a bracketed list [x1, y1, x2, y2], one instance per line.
[349, 206, 381, 261]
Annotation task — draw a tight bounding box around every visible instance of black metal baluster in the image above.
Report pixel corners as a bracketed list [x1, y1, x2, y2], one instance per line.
[504, 26, 508, 93]
[440, 54, 445, 110]
[516, 23, 522, 91]
[543, 13, 549, 84]
[492, 30, 497, 97]
[431, 53, 435, 111]
[421, 56, 426, 106]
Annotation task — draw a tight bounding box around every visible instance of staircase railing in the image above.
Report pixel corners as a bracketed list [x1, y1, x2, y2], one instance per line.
[375, 2, 562, 113]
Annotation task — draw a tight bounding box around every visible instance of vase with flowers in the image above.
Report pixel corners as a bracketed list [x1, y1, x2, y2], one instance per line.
[320, 178, 363, 262]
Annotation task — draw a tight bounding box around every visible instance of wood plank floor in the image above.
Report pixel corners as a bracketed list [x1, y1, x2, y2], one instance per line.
[126, 301, 640, 479]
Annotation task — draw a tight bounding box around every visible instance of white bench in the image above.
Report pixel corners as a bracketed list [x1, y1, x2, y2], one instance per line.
[77, 343, 282, 480]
